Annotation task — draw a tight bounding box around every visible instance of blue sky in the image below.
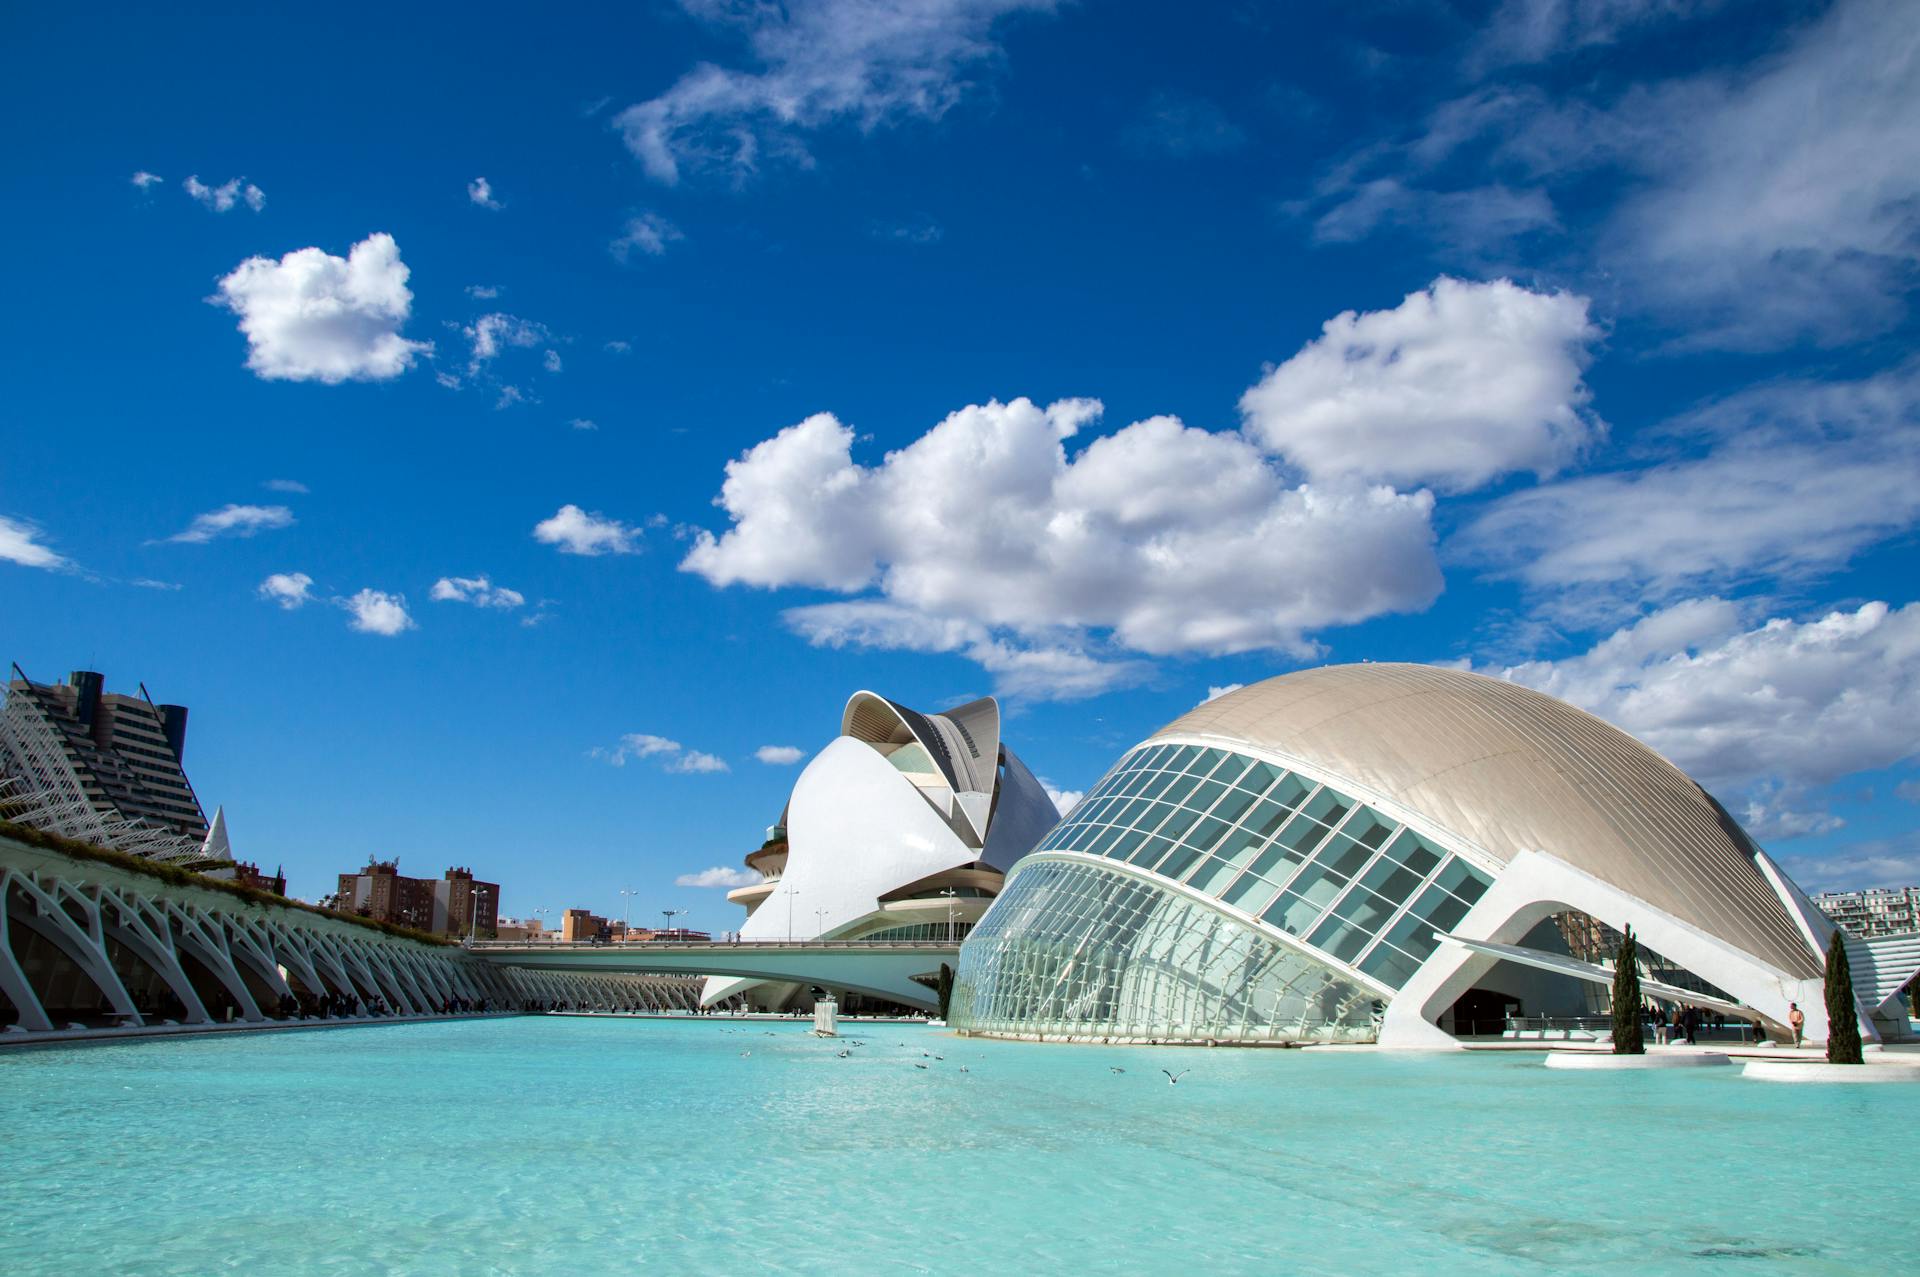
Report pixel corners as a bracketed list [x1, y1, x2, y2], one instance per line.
[4, 0, 1918, 927]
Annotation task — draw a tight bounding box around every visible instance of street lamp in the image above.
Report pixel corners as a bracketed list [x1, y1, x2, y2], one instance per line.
[786, 887, 798, 941]
[661, 907, 686, 940]
[532, 907, 550, 943]
[619, 886, 639, 941]
[813, 907, 829, 939]
[940, 887, 960, 944]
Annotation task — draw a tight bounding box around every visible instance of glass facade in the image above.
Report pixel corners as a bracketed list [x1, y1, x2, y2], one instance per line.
[950, 859, 1382, 1042]
[951, 739, 1498, 1042]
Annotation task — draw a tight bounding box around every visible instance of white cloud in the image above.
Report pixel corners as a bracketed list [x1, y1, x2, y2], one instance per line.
[1740, 782, 1846, 842]
[610, 213, 683, 261]
[1780, 833, 1920, 894]
[1458, 362, 1920, 606]
[543, 350, 563, 373]
[669, 750, 731, 774]
[614, 0, 1056, 184]
[683, 397, 1440, 699]
[533, 504, 642, 556]
[1897, 780, 1920, 805]
[1475, 0, 1720, 68]
[184, 175, 265, 213]
[341, 589, 415, 636]
[257, 572, 314, 609]
[0, 515, 72, 571]
[592, 732, 728, 773]
[463, 313, 550, 374]
[212, 233, 429, 383]
[467, 177, 503, 209]
[569, 418, 599, 431]
[430, 575, 526, 609]
[604, 340, 632, 354]
[130, 170, 163, 189]
[129, 578, 181, 591]
[1480, 599, 1920, 815]
[1041, 782, 1083, 815]
[1202, 683, 1244, 705]
[675, 866, 761, 888]
[262, 478, 308, 494]
[755, 745, 805, 765]
[466, 284, 501, 299]
[1239, 278, 1603, 493]
[166, 504, 294, 544]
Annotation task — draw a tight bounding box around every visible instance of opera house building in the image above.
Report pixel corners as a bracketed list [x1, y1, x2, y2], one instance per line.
[705, 690, 1058, 1010]
[950, 664, 1918, 1049]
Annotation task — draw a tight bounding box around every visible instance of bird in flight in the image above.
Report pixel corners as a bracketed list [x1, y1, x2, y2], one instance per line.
[1109, 1067, 1126, 1074]
[914, 1063, 928, 1070]
[1161, 1069, 1189, 1086]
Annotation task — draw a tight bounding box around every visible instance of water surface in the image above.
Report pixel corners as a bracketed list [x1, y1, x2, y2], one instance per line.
[1, 1017, 1911, 1275]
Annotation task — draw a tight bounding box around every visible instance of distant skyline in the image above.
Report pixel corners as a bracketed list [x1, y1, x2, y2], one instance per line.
[4, 1, 1918, 927]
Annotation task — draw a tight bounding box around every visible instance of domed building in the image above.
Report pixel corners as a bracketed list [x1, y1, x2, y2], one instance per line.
[951, 663, 1902, 1047]
[703, 690, 1059, 1011]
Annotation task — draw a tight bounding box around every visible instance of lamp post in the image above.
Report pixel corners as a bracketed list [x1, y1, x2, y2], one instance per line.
[786, 887, 797, 941]
[814, 907, 829, 939]
[940, 887, 960, 944]
[619, 886, 638, 941]
[532, 907, 549, 943]
[661, 907, 686, 940]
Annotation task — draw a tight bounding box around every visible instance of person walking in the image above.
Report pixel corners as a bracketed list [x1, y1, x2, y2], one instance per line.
[1788, 1002, 1805, 1048]
[1682, 1006, 1698, 1046]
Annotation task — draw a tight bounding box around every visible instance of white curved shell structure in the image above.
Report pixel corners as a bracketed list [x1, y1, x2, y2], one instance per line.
[703, 692, 1058, 1007]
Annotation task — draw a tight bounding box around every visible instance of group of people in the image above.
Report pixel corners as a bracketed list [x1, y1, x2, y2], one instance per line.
[1648, 1003, 1771, 1045]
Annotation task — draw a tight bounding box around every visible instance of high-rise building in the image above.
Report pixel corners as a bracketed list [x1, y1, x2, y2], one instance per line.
[335, 861, 500, 938]
[1, 667, 211, 860]
[1816, 887, 1920, 939]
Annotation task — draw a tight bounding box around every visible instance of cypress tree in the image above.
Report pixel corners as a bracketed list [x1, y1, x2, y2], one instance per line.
[1824, 929, 1863, 1065]
[1611, 925, 1644, 1055]
[935, 962, 955, 1020]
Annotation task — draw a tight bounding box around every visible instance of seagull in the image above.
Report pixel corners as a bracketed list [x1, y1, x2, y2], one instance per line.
[741, 1051, 752, 1058]
[837, 1049, 851, 1058]
[959, 1066, 970, 1073]
[1161, 1069, 1189, 1086]
[1109, 1067, 1126, 1074]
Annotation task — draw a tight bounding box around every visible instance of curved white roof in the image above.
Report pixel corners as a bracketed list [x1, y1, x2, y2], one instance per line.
[1157, 663, 1818, 979]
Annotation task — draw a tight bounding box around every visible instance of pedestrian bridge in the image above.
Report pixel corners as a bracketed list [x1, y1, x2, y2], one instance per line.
[468, 939, 959, 1011]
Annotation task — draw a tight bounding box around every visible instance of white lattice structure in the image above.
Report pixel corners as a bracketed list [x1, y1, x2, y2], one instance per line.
[0, 692, 206, 866]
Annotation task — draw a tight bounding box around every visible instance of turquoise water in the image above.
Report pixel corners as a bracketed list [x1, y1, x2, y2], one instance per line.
[2, 1017, 1914, 1275]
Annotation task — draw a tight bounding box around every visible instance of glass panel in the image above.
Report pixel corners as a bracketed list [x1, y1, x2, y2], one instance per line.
[1186, 816, 1229, 856]
[1275, 811, 1333, 857]
[1210, 786, 1256, 828]
[1157, 806, 1201, 843]
[1154, 844, 1202, 882]
[1211, 825, 1265, 869]
[1192, 748, 1227, 776]
[1358, 857, 1422, 906]
[1407, 884, 1470, 937]
[1300, 786, 1354, 828]
[1358, 942, 1422, 989]
[1160, 772, 1203, 806]
[1210, 755, 1252, 788]
[1435, 858, 1490, 904]
[1346, 811, 1396, 850]
[1186, 778, 1227, 814]
[1261, 890, 1325, 936]
[1235, 760, 1281, 796]
[1220, 871, 1279, 913]
[1243, 800, 1292, 841]
[1087, 827, 1126, 857]
[1312, 834, 1374, 881]
[1128, 835, 1172, 869]
[1106, 829, 1147, 862]
[1306, 913, 1374, 964]
[1385, 833, 1441, 878]
[1187, 855, 1240, 896]
[1270, 774, 1313, 810]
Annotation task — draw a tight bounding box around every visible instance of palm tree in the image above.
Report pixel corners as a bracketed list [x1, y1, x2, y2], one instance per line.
[1824, 929, 1863, 1065]
[1611, 926, 1644, 1055]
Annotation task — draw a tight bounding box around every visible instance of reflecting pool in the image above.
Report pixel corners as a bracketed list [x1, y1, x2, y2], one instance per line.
[2, 1017, 1914, 1275]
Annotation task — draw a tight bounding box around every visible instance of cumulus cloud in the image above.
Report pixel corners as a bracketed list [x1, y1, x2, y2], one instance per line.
[533, 505, 642, 556]
[676, 866, 761, 888]
[755, 745, 805, 765]
[211, 233, 429, 383]
[610, 213, 683, 261]
[1480, 599, 1920, 828]
[257, 572, 314, 609]
[614, 0, 1057, 184]
[543, 350, 563, 373]
[341, 589, 415, 636]
[1239, 278, 1603, 493]
[467, 177, 503, 209]
[1041, 782, 1084, 815]
[430, 575, 526, 609]
[185, 175, 265, 212]
[165, 504, 294, 544]
[1458, 361, 1920, 607]
[593, 732, 728, 773]
[683, 396, 1439, 699]
[130, 170, 163, 189]
[1202, 683, 1244, 705]
[0, 515, 73, 571]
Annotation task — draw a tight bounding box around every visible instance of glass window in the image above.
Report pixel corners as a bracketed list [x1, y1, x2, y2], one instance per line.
[1300, 786, 1354, 828]
[1270, 774, 1313, 810]
[1243, 800, 1292, 841]
[1192, 748, 1227, 776]
[1261, 890, 1325, 936]
[1160, 772, 1203, 806]
[1158, 806, 1201, 843]
[1211, 825, 1265, 869]
[1312, 834, 1374, 881]
[1306, 914, 1375, 964]
[1087, 827, 1126, 857]
[1106, 828, 1147, 862]
[1187, 778, 1228, 814]
[1434, 858, 1490, 904]
[1186, 816, 1229, 855]
[1385, 833, 1442, 878]
[1358, 856, 1422, 906]
[1346, 811, 1396, 850]
[1358, 942, 1422, 989]
[1210, 754, 1252, 788]
[1128, 835, 1172, 869]
[1155, 844, 1202, 882]
[1235, 760, 1280, 795]
[1240, 843, 1296, 885]
[1406, 884, 1471, 937]
[1275, 811, 1333, 857]
[1187, 856, 1240, 896]
[1219, 870, 1278, 913]
[1210, 787, 1256, 828]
